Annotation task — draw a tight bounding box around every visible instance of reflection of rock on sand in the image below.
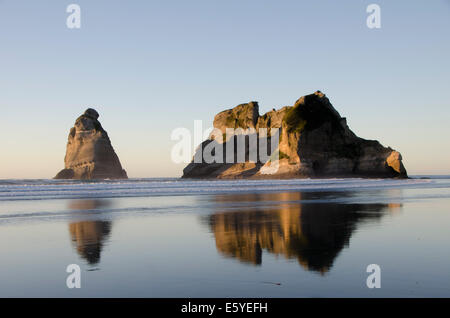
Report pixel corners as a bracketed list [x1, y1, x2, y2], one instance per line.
[67, 199, 112, 265]
[69, 221, 112, 265]
[209, 192, 400, 274]
[68, 199, 111, 211]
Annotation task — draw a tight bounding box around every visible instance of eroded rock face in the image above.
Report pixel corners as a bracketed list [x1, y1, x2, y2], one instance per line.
[213, 101, 259, 133]
[54, 108, 127, 179]
[182, 91, 407, 179]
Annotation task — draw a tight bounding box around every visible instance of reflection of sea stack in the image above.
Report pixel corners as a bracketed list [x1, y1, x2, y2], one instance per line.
[55, 108, 127, 179]
[183, 91, 407, 179]
[69, 221, 112, 265]
[67, 199, 112, 265]
[208, 193, 397, 273]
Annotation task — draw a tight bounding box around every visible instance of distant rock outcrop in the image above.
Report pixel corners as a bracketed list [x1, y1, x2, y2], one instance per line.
[54, 108, 127, 179]
[183, 91, 407, 179]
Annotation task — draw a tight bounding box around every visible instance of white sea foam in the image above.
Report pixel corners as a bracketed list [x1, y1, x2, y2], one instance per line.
[0, 177, 447, 201]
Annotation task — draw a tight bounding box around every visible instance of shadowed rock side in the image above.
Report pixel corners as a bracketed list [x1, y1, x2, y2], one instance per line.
[183, 91, 407, 179]
[55, 108, 127, 179]
[207, 192, 400, 273]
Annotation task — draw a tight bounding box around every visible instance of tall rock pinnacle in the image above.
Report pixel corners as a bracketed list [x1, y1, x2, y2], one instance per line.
[54, 108, 128, 179]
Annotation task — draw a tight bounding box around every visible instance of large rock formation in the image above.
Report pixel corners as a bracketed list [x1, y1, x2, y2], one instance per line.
[183, 91, 407, 179]
[54, 108, 127, 179]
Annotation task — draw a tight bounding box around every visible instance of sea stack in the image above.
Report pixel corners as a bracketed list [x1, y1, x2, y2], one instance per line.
[54, 108, 127, 179]
[182, 91, 407, 179]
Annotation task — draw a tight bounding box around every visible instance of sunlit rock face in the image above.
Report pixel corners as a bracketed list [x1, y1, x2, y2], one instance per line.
[54, 108, 127, 180]
[207, 192, 398, 273]
[183, 91, 407, 179]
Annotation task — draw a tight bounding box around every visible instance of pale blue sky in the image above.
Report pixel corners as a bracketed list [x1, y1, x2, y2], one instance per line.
[0, 0, 449, 178]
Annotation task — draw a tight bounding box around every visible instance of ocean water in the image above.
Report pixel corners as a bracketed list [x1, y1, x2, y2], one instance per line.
[0, 177, 449, 297]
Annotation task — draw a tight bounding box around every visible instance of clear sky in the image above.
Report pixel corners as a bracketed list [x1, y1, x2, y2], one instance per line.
[0, 0, 449, 178]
